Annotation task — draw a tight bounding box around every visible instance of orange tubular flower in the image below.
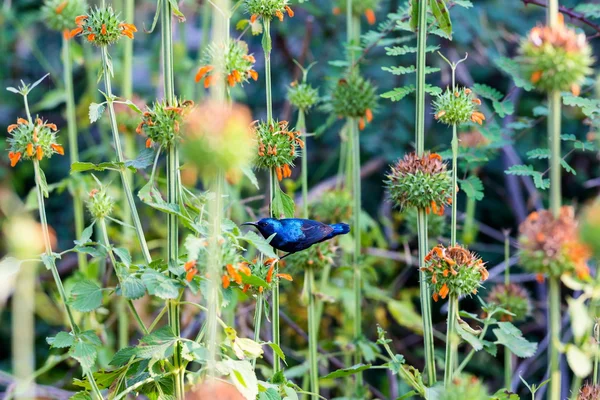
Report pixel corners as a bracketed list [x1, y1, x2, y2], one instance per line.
[7, 124, 17, 133]
[222, 275, 230, 289]
[332, 7, 341, 15]
[250, 14, 258, 23]
[87, 33, 95, 42]
[439, 283, 449, 299]
[531, 70, 543, 84]
[101, 24, 107, 35]
[184, 260, 197, 272]
[276, 273, 292, 281]
[365, 9, 376, 25]
[46, 123, 57, 131]
[75, 15, 88, 25]
[249, 70, 258, 81]
[8, 152, 21, 167]
[204, 75, 213, 89]
[365, 108, 373, 123]
[285, 6, 294, 17]
[36, 146, 43, 160]
[69, 27, 83, 38]
[227, 74, 236, 87]
[51, 144, 64, 155]
[17, 118, 28, 125]
[145, 138, 153, 148]
[26, 143, 34, 157]
[275, 10, 284, 21]
[358, 118, 365, 130]
[55, 0, 67, 13]
[186, 268, 198, 282]
[266, 263, 275, 283]
[275, 166, 283, 181]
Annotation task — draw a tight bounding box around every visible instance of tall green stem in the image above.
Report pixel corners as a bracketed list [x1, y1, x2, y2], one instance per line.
[307, 266, 319, 398]
[100, 46, 152, 264]
[450, 125, 458, 246]
[504, 233, 512, 389]
[62, 35, 87, 275]
[271, 169, 281, 374]
[299, 110, 308, 218]
[159, 0, 183, 396]
[462, 192, 476, 245]
[264, 19, 273, 122]
[444, 295, 458, 386]
[33, 161, 103, 400]
[415, 0, 435, 385]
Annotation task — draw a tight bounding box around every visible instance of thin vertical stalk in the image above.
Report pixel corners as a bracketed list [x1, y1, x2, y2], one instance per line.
[62, 35, 87, 275]
[100, 46, 152, 264]
[33, 161, 103, 400]
[462, 192, 476, 244]
[307, 266, 319, 398]
[444, 295, 458, 386]
[415, 0, 435, 385]
[271, 170, 281, 374]
[593, 320, 599, 385]
[504, 233, 512, 389]
[350, 118, 363, 383]
[547, 0, 561, 393]
[299, 110, 308, 218]
[264, 19, 273, 122]
[160, 0, 183, 396]
[450, 125, 458, 246]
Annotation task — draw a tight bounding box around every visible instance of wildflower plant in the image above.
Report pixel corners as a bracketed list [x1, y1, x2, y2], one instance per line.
[433, 87, 485, 126]
[486, 283, 532, 322]
[7, 117, 64, 166]
[386, 152, 453, 214]
[137, 98, 194, 149]
[70, 6, 137, 44]
[245, 0, 293, 22]
[42, 0, 87, 33]
[519, 206, 590, 280]
[328, 73, 377, 130]
[86, 186, 114, 220]
[518, 13, 593, 95]
[253, 119, 303, 181]
[287, 80, 319, 111]
[195, 40, 258, 88]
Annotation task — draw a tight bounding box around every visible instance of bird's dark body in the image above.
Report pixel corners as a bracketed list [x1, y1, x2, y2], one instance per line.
[243, 218, 350, 257]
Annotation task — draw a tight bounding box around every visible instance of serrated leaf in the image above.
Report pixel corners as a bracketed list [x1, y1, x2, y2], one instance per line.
[124, 148, 155, 170]
[473, 83, 503, 102]
[241, 231, 278, 259]
[112, 247, 131, 267]
[533, 105, 548, 116]
[452, 0, 473, 8]
[242, 166, 259, 189]
[430, 0, 452, 37]
[526, 148, 550, 160]
[241, 272, 269, 288]
[495, 57, 534, 91]
[47, 331, 75, 348]
[69, 280, 103, 312]
[574, 4, 600, 19]
[381, 86, 416, 102]
[266, 343, 287, 365]
[272, 186, 295, 218]
[560, 159, 576, 175]
[141, 269, 179, 299]
[88, 103, 105, 123]
[75, 224, 94, 246]
[71, 161, 128, 173]
[109, 346, 136, 366]
[493, 100, 514, 117]
[456, 322, 483, 351]
[382, 66, 439, 75]
[490, 389, 520, 400]
[385, 45, 439, 56]
[70, 341, 98, 371]
[494, 322, 537, 358]
[136, 326, 177, 359]
[322, 364, 371, 379]
[459, 176, 484, 201]
[121, 275, 146, 300]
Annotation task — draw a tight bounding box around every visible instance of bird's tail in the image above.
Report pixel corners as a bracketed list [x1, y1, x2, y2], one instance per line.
[329, 223, 350, 237]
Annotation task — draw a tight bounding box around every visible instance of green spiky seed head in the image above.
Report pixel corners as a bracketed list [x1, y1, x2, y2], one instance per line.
[519, 207, 590, 279]
[310, 190, 353, 224]
[42, 0, 87, 32]
[245, 0, 293, 21]
[486, 283, 532, 322]
[518, 20, 593, 94]
[253, 120, 302, 178]
[137, 98, 194, 149]
[422, 244, 489, 301]
[288, 81, 319, 111]
[386, 152, 452, 212]
[70, 6, 137, 46]
[329, 73, 377, 123]
[433, 87, 485, 126]
[87, 187, 114, 220]
[7, 117, 64, 167]
[439, 374, 489, 400]
[195, 40, 258, 88]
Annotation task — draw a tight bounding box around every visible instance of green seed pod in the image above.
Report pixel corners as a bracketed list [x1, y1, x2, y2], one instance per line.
[310, 190, 353, 224]
[70, 6, 137, 46]
[195, 40, 258, 88]
[517, 19, 593, 94]
[439, 374, 489, 400]
[432, 87, 485, 126]
[7, 117, 64, 167]
[87, 188, 114, 220]
[253, 120, 302, 180]
[519, 207, 590, 279]
[245, 0, 293, 21]
[486, 283, 532, 322]
[42, 0, 87, 32]
[422, 244, 489, 301]
[287, 81, 319, 112]
[385, 152, 452, 212]
[328, 73, 377, 127]
[137, 98, 194, 149]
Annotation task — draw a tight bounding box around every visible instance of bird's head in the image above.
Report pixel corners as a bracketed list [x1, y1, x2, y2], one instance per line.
[242, 218, 281, 237]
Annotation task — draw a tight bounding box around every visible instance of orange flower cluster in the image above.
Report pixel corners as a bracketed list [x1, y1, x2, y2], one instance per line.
[358, 108, 374, 131]
[7, 117, 63, 167]
[195, 58, 258, 89]
[69, 11, 137, 44]
[254, 120, 303, 180]
[239, 258, 292, 294]
[250, 5, 293, 23]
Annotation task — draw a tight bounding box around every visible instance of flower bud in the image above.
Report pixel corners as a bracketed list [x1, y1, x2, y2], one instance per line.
[70, 6, 137, 46]
[253, 119, 302, 181]
[433, 87, 485, 126]
[137, 98, 194, 149]
[328, 73, 377, 130]
[7, 117, 63, 167]
[485, 283, 532, 322]
[287, 81, 319, 111]
[86, 187, 114, 220]
[245, 0, 294, 22]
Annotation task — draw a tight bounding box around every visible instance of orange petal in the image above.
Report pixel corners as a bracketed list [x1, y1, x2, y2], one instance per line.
[75, 15, 88, 26]
[472, 98, 482, 105]
[204, 75, 213, 89]
[184, 260, 197, 271]
[122, 29, 134, 39]
[145, 138, 152, 148]
[7, 124, 17, 133]
[435, 110, 446, 120]
[55, 0, 67, 13]
[276, 273, 292, 281]
[222, 275, 230, 289]
[194, 66, 212, 83]
[26, 143, 34, 157]
[8, 152, 21, 167]
[46, 123, 57, 131]
[531, 70, 543, 84]
[365, 108, 373, 123]
[439, 283, 449, 299]
[186, 268, 198, 282]
[250, 14, 258, 23]
[276, 166, 283, 181]
[51, 144, 64, 155]
[17, 118, 28, 125]
[358, 118, 365, 130]
[275, 10, 284, 21]
[227, 74, 236, 87]
[36, 146, 43, 160]
[101, 24, 107, 35]
[285, 6, 294, 17]
[365, 9, 376, 25]
[432, 292, 439, 302]
[571, 84, 581, 97]
[536, 273, 545, 283]
[249, 70, 258, 81]
[69, 27, 83, 38]
[266, 263, 275, 283]
[332, 7, 341, 15]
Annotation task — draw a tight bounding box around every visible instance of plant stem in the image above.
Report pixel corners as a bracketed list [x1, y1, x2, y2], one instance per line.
[462, 191, 476, 245]
[415, 0, 436, 385]
[548, 275, 561, 400]
[33, 161, 103, 400]
[444, 295, 458, 386]
[100, 46, 152, 264]
[307, 266, 319, 398]
[98, 218, 149, 335]
[62, 34, 87, 276]
[504, 232, 512, 389]
[299, 110, 308, 218]
[594, 320, 599, 385]
[451, 125, 458, 246]
[350, 118, 363, 385]
[159, 0, 183, 396]
[252, 293, 264, 368]
[418, 208, 436, 385]
[264, 19, 273, 122]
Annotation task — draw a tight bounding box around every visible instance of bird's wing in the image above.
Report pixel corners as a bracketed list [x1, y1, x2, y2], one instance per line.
[299, 220, 334, 243]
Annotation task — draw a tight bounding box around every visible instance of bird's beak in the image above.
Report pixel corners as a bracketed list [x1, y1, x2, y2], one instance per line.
[241, 222, 258, 227]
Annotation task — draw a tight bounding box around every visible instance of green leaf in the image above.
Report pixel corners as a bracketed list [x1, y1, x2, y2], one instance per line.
[88, 103, 105, 123]
[241, 272, 269, 288]
[385, 45, 439, 56]
[75, 224, 95, 246]
[409, 0, 419, 31]
[109, 346, 136, 366]
[241, 231, 278, 259]
[47, 331, 75, 348]
[70, 391, 92, 400]
[387, 300, 423, 334]
[381, 66, 440, 75]
[429, 0, 452, 38]
[141, 269, 179, 299]
[259, 388, 281, 400]
[495, 57, 534, 91]
[562, 94, 600, 117]
[124, 148, 155, 170]
[123, 99, 142, 114]
[322, 364, 371, 379]
[38, 167, 49, 198]
[456, 322, 483, 351]
[560, 159, 576, 175]
[167, 0, 186, 21]
[459, 176, 484, 201]
[136, 326, 177, 359]
[32, 89, 66, 112]
[473, 83, 503, 102]
[505, 165, 549, 189]
[533, 105, 548, 116]
[121, 275, 146, 300]
[566, 344, 592, 378]
[69, 280, 103, 312]
[452, 0, 473, 8]
[41, 253, 57, 271]
[28, 73, 50, 93]
[272, 186, 295, 218]
[266, 343, 287, 365]
[242, 166, 260, 189]
[490, 389, 520, 400]
[71, 161, 128, 173]
[574, 4, 600, 19]
[493, 100, 514, 118]
[526, 148, 550, 160]
[381, 86, 416, 102]
[493, 322, 537, 358]
[70, 341, 98, 371]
